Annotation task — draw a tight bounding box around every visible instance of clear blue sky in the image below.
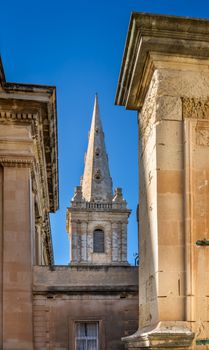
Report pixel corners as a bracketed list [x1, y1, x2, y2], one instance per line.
[1, 0, 209, 264]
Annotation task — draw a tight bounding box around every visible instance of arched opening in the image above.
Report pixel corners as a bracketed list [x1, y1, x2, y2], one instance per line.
[93, 229, 105, 253]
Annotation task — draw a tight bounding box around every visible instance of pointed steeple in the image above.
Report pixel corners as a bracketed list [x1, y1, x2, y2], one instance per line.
[81, 95, 113, 202]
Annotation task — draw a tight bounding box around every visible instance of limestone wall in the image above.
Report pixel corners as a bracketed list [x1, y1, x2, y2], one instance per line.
[33, 265, 138, 350]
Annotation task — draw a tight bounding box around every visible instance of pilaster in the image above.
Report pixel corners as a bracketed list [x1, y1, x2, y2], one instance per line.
[71, 221, 78, 263]
[2, 163, 34, 349]
[81, 221, 88, 262]
[114, 12, 209, 349]
[112, 222, 119, 263]
[121, 222, 128, 263]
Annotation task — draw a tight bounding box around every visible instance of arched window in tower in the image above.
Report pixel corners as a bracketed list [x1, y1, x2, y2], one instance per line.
[93, 229, 105, 253]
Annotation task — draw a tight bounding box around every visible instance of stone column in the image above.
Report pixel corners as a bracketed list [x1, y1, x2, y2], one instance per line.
[71, 221, 78, 263]
[81, 221, 88, 262]
[86, 223, 92, 263]
[112, 222, 119, 263]
[2, 164, 34, 349]
[35, 217, 43, 265]
[121, 222, 128, 263]
[114, 13, 209, 349]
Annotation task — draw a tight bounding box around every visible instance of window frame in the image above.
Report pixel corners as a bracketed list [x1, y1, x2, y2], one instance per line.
[75, 321, 99, 350]
[93, 229, 105, 253]
[69, 317, 105, 350]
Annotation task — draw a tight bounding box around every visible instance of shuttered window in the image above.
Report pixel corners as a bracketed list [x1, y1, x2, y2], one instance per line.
[75, 322, 99, 350]
[93, 229, 104, 253]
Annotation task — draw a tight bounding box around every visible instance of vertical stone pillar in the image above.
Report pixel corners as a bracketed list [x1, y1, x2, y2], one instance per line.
[35, 218, 43, 265]
[114, 13, 209, 349]
[86, 223, 92, 263]
[112, 223, 119, 263]
[81, 222, 87, 262]
[71, 221, 78, 263]
[121, 222, 128, 263]
[2, 165, 34, 349]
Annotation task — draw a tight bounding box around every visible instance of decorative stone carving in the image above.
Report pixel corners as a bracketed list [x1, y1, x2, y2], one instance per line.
[71, 186, 85, 208]
[95, 147, 101, 157]
[182, 98, 209, 120]
[112, 187, 127, 209]
[196, 128, 209, 146]
[94, 168, 102, 182]
[0, 104, 58, 213]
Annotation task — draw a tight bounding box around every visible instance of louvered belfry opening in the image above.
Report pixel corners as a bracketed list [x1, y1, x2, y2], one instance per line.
[93, 229, 105, 253]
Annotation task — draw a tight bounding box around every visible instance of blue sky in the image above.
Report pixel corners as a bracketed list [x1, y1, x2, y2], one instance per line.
[1, 0, 209, 264]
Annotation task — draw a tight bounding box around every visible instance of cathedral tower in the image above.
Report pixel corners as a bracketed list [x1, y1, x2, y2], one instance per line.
[66, 96, 131, 265]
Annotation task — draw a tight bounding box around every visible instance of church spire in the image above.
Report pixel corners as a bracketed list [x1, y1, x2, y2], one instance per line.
[81, 95, 113, 202]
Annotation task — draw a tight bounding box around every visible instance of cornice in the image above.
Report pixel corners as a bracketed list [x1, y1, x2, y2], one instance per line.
[115, 12, 209, 110]
[0, 157, 34, 167]
[0, 98, 58, 212]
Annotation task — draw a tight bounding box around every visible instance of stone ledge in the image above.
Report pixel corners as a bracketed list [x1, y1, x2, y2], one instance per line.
[33, 285, 138, 293]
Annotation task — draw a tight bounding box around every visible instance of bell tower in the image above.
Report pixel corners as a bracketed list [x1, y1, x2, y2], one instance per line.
[66, 95, 131, 265]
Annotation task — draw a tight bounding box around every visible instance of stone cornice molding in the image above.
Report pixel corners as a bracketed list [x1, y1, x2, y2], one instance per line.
[0, 86, 58, 213]
[0, 108, 50, 210]
[0, 103, 56, 265]
[115, 12, 209, 110]
[0, 156, 34, 168]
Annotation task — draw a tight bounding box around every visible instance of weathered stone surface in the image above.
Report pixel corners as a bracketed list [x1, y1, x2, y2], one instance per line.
[0, 60, 58, 348]
[33, 265, 138, 291]
[33, 265, 138, 350]
[116, 12, 209, 349]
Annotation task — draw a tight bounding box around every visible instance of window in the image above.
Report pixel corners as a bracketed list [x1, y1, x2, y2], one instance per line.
[93, 229, 104, 253]
[75, 322, 99, 350]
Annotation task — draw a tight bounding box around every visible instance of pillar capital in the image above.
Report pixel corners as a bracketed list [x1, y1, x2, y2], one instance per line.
[116, 12, 209, 110]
